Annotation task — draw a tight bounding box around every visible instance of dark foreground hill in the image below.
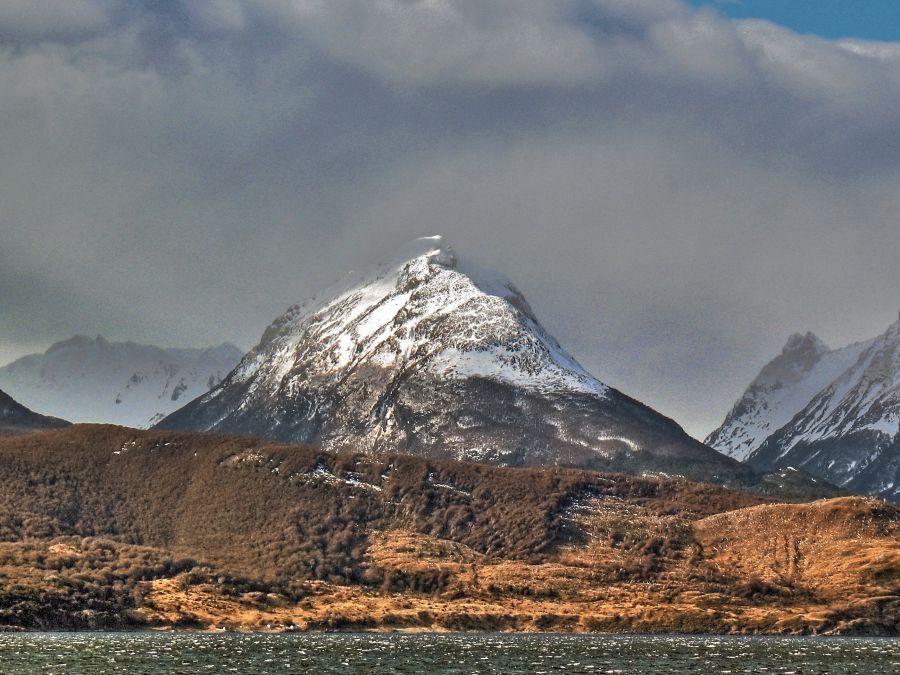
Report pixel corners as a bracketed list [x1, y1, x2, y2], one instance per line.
[0, 425, 896, 634]
[0, 388, 68, 436]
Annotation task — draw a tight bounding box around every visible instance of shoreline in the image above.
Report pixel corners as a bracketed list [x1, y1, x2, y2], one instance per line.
[3, 628, 899, 639]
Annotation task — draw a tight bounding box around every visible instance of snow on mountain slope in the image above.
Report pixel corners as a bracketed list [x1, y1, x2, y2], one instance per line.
[772, 321, 900, 447]
[705, 332, 874, 461]
[158, 236, 759, 488]
[708, 317, 900, 500]
[0, 336, 243, 428]
[226, 237, 607, 399]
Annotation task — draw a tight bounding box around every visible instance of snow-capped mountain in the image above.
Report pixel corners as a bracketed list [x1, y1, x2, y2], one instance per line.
[0, 336, 243, 428]
[706, 332, 875, 462]
[159, 236, 757, 487]
[707, 318, 900, 500]
[0, 387, 68, 434]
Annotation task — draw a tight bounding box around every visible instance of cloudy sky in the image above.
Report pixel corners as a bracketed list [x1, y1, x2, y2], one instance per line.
[1, 0, 898, 439]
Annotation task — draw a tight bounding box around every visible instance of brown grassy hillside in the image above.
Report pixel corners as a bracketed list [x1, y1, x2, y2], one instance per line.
[695, 497, 900, 626]
[0, 425, 895, 634]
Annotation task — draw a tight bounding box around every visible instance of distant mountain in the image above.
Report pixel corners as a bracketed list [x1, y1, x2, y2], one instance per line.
[0, 387, 68, 435]
[707, 318, 900, 500]
[706, 332, 875, 462]
[0, 336, 243, 428]
[159, 236, 762, 488]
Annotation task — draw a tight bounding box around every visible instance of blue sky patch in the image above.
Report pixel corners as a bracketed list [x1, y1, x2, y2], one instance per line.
[687, 0, 900, 42]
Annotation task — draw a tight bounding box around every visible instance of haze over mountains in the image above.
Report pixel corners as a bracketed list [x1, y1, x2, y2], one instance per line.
[159, 236, 770, 489]
[0, 336, 242, 428]
[707, 317, 900, 500]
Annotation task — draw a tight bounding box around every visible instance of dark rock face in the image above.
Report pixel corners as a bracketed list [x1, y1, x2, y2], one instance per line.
[749, 433, 899, 501]
[0, 388, 69, 434]
[158, 237, 758, 488]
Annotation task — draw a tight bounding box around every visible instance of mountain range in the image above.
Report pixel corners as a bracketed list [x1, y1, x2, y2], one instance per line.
[158, 236, 762, 489]
[706, 317, 900, 500]
[4, 236, 891, 500]
[0, 336, 243, 428]
[1, 237, 896, 634]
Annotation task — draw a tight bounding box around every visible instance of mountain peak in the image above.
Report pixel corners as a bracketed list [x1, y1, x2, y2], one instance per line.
[46, 334, 100, 354]
[782, 331, 828, 356]
[158, 240, 753, 488]
[392, 235, 456, 268]
[708, 316, 899, 499]
[352, 235, 457, 287]
[246, 234, 602, 399]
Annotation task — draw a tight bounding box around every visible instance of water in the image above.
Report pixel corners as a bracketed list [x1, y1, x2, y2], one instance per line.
[0, 632, 897, 674]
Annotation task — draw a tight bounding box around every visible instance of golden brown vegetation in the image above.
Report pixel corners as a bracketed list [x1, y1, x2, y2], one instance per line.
[0, 425, 896, 634]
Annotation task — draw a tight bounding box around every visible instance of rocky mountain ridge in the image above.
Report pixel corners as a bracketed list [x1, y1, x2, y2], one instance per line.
[707, 317, 900, 500]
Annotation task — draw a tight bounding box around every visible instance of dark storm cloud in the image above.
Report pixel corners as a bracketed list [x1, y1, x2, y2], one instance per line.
[1, 0, 898, 437]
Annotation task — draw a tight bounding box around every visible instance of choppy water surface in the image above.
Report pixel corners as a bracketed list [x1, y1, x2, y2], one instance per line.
[0, 632, 897, 674]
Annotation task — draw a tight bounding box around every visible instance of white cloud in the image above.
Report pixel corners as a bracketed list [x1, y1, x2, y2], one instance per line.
[647, 11, 754, 84]
[248, 0, 608, 86]
[738, 21, 900, 100]
[837, 38, 900, 62]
